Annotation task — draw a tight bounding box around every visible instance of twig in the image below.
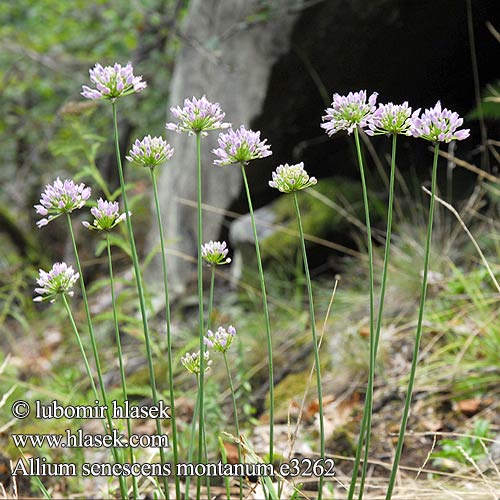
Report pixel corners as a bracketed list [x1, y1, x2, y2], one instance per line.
[422, 187, 500, 295]
[435, 150, 499, 184]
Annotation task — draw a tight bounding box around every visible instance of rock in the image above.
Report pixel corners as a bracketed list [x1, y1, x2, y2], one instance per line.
[148, 0, 499, 295]
[228, 177, 373, 284]
[149, 0, 298, 297]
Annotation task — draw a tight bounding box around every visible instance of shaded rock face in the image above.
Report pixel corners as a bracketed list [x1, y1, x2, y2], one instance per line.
[152, 0, 498, 294]
[150, 0, 298, 295]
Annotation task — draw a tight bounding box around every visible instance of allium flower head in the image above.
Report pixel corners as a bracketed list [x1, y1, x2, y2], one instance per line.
[82, 198, 129, 231]
[181, 351, 212, 375]
[81, 62, 147, 101]
[321, 90, 378, 136]
[35, 178, 91, 228]
[366, 101, 414, 136]
[268, 162, 317, 193]
[407, 101, 470, 143]
[126, 135, 174, 169]
[204, 325, 236, 354]
[201, 240, 231, 266]
[34, 262, 79, 303]
[212, 125, 272, 166]
[165, 95, 230, 136]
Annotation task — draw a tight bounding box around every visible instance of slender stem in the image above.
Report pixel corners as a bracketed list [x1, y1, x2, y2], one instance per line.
[240, 163, 274, 462]
[185, 385, 200, 499]
[357, 134, 398, 499]
[292, 191, 325, 499]
[347, 128, 375, 500]
[195, 131, 207, 500]
[150, 168, 181, 500]
[111, 101, 169, 499]
[223, 352, 243, 500]
[206, 266, 215, 331]
[385, 144, 440, 499]
[106, 234, 139, 499]
[61, 293, 99, 401]
[65, 214, 127, 499]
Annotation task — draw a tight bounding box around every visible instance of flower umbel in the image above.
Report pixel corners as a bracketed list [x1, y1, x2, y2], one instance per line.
[82, 198, 129, 231]
[408, 101, 470, 143]
[34, 262, 80, 303]
[35, 178, 91, 228]
[213, 125, 272, 166]
[81, 62, 147, 101]
[126, 135, 174, 169]
[269, 162, 317, 193]
[366, 102, 414, 136]
[181, 351, 212, 375]
[321, 90, 378, 136]
[204, 325, 236, 354]
[201, 240, 231, 266]
[165, 95, 230, 136]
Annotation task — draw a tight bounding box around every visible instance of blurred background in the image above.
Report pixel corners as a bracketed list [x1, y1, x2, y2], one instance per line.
[0, 0, 499, 497]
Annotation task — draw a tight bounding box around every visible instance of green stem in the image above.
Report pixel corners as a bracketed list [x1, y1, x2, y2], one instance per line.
[206, 266, 215, 331]
[195, 131, 207, 500]
[65, 214, 127, 499]
[293, 192, 325, 500]
[150, 168, 181, 500]
[223, 352, 243, 500]
[385, 143, 440, 499]
[61, 293, 99, 401]
[240, 163, 274, 463]
[347, 128, 375, 500]
[111, 101, 169, 499]
[185, 385, 200, 499]
[358, 133, 397, 499]
[106, 234, 139, 499]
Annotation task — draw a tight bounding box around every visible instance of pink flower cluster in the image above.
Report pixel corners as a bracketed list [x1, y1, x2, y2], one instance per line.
[35, 178, 91, 228]
[81, 62, 146, 100]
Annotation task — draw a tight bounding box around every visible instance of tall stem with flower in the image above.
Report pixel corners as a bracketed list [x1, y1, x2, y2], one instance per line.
[268, 162, 325, 498]
[126, 135, 181, 499]
[385, 102, 469, 500]
[212, 125, 275, 462]
[321, 91, 378, 498]
[166, 95, 230, 499]
[350, 102, 414, 499]
[82, 198, 139, 498]
[82, 62, 169, 498]
[35, 180, 128, 499]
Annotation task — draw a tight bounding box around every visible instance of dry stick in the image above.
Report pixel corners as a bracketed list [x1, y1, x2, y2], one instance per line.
[176, 196, 364, 259]
[436, 150, 500, 184]
[422, 186, 500, 295]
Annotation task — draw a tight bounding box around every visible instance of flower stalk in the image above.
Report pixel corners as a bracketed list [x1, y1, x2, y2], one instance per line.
[105, 234, 139, 499]
[385, 144, 440, 499]
[111, 101, 170, 498]
[347, 128, 375, 500]
[358, 133, 397, 499]
[292, 190, 325, 500]
[149, 166, 181, 500]
[65, 213, 128, 499]
[195, 131, 207, 500]
[240, 163, 275, 462]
